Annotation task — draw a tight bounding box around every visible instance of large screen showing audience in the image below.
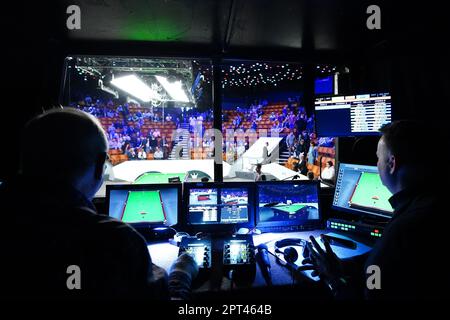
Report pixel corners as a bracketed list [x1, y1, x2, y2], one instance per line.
[61, 56, 215, 186]
[61, 56, 339, 187]
[220, 61, 338, 181]
[62, 56, 213, 162]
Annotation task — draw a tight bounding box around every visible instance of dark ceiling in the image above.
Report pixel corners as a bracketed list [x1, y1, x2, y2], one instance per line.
[4, 0, 449, 61]
[59, 0, 372, 52]
[52, 0, 448, 57]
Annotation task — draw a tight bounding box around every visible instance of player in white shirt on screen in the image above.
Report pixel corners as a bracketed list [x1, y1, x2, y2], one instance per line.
[321, 160, 335, 182]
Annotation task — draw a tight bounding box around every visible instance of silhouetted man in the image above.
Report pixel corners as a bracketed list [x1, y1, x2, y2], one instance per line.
[304, 120, 450, 300]
[0, 108, 196, 299]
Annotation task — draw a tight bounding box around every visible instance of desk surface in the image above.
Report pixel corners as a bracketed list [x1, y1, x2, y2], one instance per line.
[147, 230, 372, 293]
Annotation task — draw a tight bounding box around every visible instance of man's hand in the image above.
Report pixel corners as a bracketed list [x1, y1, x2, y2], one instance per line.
[168, 254, 199, 300]
[302, 235, 344, 283]
[170, 253, 199, 281]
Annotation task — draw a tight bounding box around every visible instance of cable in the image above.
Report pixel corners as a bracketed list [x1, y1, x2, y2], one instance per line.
[169, 227, 180, 234]
[194, 232, 204, 238]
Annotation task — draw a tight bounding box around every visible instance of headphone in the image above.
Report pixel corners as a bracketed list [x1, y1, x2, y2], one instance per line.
[274, 238, 307, 265]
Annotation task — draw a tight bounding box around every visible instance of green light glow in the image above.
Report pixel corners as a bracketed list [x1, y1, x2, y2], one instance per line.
[121, 18, 184, 42]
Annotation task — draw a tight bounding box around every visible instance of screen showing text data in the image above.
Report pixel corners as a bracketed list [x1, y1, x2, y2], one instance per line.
[187, 187, 249, 224]
[315, 93, 391, 137]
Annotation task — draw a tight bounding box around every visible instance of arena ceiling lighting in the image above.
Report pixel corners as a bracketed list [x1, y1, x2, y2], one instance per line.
[155, 75, 189, 102]
[110, 74, 158, 102]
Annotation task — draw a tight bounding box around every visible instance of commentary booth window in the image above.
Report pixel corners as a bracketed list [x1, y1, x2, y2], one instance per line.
[220, 61, 337, 183]
[61, 56, 214, 197]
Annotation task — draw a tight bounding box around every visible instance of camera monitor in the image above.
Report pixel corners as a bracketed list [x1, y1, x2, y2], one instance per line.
[333, 163, 394, 218]
[106, 183, 181, 227]
[256, 181, 322, 232]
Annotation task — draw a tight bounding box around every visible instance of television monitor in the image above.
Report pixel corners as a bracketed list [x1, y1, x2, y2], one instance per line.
[314, 93, 392, 137]
[181, 182, 255, 232]
[333, 163, 394, 218]
[256, 181, 322, 232]
[106, 183, 181, 227]
[315, 75, 333, 95]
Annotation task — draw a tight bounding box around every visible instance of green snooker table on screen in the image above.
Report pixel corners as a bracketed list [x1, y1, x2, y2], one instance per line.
[272, 204, 308, 215]
[134, 172, 186, 184]
[121, 190, 166, 223]
[349, 172, 393, 214]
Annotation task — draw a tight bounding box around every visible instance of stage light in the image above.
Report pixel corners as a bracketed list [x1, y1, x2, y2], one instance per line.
[155, 75, 189, 102]
[111, 74, 158, 102]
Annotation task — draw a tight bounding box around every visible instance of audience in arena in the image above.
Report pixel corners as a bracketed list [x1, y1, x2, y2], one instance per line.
[73, 95, 334, 179]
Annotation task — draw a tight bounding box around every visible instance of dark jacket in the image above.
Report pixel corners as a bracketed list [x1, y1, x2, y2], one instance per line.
[295, 159, 308, 176]
[0, 176, 168, 300]
[364, 186, 449, 300]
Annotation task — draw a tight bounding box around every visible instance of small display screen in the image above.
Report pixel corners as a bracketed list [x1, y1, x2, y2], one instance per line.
[107, 185, 179, 225]
[224, 240, 250, 265]
[315, 93, 392, 137]
[185, 244, 207, 267]
[257, 182, 320, 228]
[229, 242, 249, 264]
[187, 186, 250, 225]
[333, 163, 394, 218]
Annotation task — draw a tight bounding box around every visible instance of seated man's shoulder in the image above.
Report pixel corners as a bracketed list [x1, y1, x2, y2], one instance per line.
[383, 191, 445, 243]
[67, 207, 146, 246]
[398, 191, 444, 223]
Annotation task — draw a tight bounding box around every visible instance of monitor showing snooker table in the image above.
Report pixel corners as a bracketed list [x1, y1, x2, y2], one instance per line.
[106, 183, 181, 226]
[333, 163, 394, 218]
[256, 181, 322, 232]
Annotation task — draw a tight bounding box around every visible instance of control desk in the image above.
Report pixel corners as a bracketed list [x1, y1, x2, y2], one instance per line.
[147, 230, 372, 298]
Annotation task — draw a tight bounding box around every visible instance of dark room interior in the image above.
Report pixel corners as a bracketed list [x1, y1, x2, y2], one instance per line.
[1, 0, 449, 310]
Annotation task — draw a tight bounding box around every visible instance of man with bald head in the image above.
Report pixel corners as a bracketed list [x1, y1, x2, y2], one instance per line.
[20, 108, 108, 201]
[0, 108, 196, 299]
